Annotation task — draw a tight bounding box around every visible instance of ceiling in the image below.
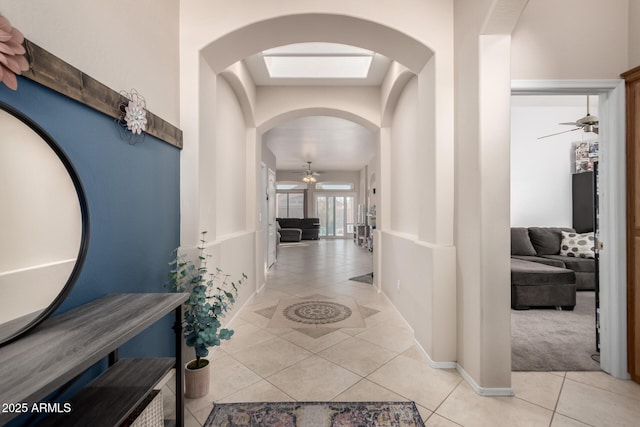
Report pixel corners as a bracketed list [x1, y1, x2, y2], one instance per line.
[247, 43, 601, 176]
[243, 43, 387, 174]
[263, 116, 376, 172]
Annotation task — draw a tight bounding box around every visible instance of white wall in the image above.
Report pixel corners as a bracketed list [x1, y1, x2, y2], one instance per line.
[0, 0, 180, 125]
[262, 146, 277, 176]
[380, 72, 457, 365]
[511, 96, 599, 228]
[511, 0, 629, 80]
[630, 0, 640, 70]
[389, 77, 419, 236]
[454, 0, 516, 392]
[215, 77, 247, 237]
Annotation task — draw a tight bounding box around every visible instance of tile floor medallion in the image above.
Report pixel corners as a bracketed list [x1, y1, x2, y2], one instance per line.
[262, 295, 376, 332]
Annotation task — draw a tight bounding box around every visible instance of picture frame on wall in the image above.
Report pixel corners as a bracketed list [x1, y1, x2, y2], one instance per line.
[575, 140, 599, 173]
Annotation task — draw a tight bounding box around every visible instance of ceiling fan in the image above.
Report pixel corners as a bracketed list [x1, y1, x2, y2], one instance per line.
[302, 161, 320, 183]
[537, 95, 599, 140]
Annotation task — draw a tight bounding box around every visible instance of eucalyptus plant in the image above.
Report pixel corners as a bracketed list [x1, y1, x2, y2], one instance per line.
[168, 231, 247, 369]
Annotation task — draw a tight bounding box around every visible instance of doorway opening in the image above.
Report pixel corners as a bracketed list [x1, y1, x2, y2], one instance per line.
[510, 80, 627, 379]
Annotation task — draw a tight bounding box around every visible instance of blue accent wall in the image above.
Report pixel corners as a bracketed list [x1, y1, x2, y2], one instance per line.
[0, 78, 180, 424]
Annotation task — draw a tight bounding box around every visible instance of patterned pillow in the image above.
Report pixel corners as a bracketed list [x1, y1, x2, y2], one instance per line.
[560, 231, 595, 258]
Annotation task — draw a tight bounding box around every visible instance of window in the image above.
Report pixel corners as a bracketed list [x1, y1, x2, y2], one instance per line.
[315, 194, 356, 237]
[276, 192, 305, 218]
[315, 182, 354, 190]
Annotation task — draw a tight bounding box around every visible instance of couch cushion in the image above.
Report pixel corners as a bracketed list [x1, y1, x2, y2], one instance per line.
[528, 227, 574, 256]
[300, 218, 320, 229]
[541, 255, 595, 273]
[277, 218, 302, 228]
[511, 228, 537, 256]
[559, 231, 595, 259]
[511, 255, 566, 268]
[278, 228, 302, 242]
[511, 258, 575, 286]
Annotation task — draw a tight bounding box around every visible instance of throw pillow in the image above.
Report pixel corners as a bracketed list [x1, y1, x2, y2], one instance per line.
[560, 231, 595, 259]
[528, 227, 573, 255]
[511, 228, 537, 256]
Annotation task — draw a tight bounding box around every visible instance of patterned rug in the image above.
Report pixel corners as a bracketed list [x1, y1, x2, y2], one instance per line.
[204, 401, 425, 427]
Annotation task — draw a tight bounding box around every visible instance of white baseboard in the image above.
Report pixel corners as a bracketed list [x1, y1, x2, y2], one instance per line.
[456, 364, 514, 397]
[380, 289, 513, 396]
[413, 340, 457, 369]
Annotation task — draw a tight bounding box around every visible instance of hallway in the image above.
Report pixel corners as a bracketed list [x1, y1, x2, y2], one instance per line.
[169, 240, 640, 426]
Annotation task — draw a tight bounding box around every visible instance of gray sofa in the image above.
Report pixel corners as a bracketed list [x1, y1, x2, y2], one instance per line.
[510, 227, 596, 310]
[512, 227, 596, 291]
[511, 258, 576, 310]
[276, 218, 321, 241]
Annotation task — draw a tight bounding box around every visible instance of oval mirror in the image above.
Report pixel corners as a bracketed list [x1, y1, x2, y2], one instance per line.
[0, 102, 89, 346]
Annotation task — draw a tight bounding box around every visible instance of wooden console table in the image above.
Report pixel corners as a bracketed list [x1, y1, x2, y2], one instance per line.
[0, 293, 187, 426]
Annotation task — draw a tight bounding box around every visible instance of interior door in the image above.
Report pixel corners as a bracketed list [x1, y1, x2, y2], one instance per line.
[267, 169, 277, 267]
[623, 65, 640, 383]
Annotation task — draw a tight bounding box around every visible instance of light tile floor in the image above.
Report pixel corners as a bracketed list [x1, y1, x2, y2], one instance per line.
[163, 239, 640, 427]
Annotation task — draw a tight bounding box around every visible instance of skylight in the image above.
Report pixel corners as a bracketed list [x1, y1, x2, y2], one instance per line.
[262, 43, 374, 79]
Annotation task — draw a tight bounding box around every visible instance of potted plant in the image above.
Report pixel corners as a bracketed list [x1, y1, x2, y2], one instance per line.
[168, 231, 247, 398]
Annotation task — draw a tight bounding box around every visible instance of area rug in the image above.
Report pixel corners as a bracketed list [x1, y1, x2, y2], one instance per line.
[511, 291, 600, 371]
[349, 273, 373, 284]
[204, 401, 425, 427]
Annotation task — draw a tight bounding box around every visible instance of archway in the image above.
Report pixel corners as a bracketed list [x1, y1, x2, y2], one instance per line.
[179, 7, 467, 391]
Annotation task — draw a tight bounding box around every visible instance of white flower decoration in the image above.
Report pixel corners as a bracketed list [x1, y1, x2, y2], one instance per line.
[124, 99, 147, 135]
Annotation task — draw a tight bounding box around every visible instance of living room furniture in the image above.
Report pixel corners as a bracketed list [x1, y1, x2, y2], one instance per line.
[277, 218, 320, 240]
[511, 258, 576, 310]
[0, 293, 187, 427]
[277, 223, 302, 242]
[511, 227, 596, 291]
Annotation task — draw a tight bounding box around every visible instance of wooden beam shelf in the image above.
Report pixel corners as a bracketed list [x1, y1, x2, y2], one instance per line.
[21, 39, 183, 149]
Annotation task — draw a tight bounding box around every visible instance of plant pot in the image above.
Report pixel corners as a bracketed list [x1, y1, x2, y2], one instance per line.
[184, 358, 210, 399]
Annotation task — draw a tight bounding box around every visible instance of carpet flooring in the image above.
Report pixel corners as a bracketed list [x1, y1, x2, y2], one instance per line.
[204, 401, 425, 427]
[511, 291, 600, 371]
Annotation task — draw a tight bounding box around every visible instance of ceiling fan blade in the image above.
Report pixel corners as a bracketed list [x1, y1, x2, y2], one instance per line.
[537, 127, 582, 140]
[558, 122, 579, 126]
[577, 115, 599, 125]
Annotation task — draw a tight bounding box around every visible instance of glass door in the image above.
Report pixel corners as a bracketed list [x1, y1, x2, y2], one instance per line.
[316, 194, 355, 238]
